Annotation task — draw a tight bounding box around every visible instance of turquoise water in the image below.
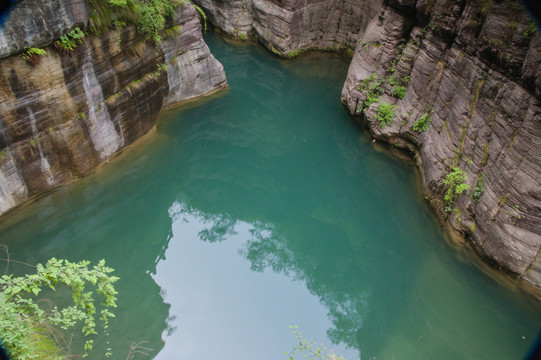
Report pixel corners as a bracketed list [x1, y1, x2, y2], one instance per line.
[0, 35, 540, 359]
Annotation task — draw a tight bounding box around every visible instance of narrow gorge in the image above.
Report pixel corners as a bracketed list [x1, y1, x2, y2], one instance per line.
[0, 1, 541, 358]
[189, 0, 541, 295]
[0, 0, 540, 306]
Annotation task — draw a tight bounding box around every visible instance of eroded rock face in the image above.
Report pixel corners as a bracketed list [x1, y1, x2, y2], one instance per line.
[0, 0, 90, 59]
[0, 2, 227, 215]
[341, 0, 541, 288]
[193, 0, 383, 55]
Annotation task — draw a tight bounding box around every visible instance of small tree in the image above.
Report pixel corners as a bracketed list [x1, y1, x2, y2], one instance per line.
[0, 255, 119, 359]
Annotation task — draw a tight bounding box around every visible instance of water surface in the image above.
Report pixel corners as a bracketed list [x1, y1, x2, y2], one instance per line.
[0, 35, 540, 360]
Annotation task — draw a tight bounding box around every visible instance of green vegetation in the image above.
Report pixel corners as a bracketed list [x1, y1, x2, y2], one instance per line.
[287, 49, 306, 59]
[54, 27, 85, 54]
[286, 326, 346, 360]
[442, 167, 469, 213]
[358, 73, 384, 94]
[453, 207, 462, 225]
[21, 47, 47, 65]
[192, 3, 207, 32]
[522, 22, 537, 37]
[391, 85, 406, 99]
[412, 111, 433, 133]
[375, 102, 398, 128]
[356, 73, 385, 112]
[136, 0, 184, 43]
[87, 0, 199, 44]
[472, 173, 485, 202]
[356, 72, 409, 114]
[0, 256, 119, 359]
[356, 92, 380, 113]
[505, 204, 522, 224]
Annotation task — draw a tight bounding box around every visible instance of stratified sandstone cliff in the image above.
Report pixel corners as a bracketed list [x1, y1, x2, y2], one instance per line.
[195, 0, 541, 291]
[194, 0, 383, 55]
[0, 1, 227, 215]
[341, 0, 541, 289]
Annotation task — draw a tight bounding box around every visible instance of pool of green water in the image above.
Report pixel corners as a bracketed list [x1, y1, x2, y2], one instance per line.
[0, 35, 540, 360]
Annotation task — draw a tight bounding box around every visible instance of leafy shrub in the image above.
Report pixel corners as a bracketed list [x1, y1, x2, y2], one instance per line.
[472, 174, 485, 202]
[391, 85, 406, 99]
[0, 257, 119, 359]
[54, 27, 85, 54]
[376, 102, 398, 127]
[137, 0, 180, 43]
[192, 3, 207, 32]
[358, 73, 384, 94]
[443, 167, 469, 212]
[21, 47, 47, 65]
[356, 92, 380, 113]
[88, 0, 191, 43]
[412, 111, 432, 133]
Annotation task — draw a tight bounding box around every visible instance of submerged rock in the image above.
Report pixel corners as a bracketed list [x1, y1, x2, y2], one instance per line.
[0, 1, 227, 215]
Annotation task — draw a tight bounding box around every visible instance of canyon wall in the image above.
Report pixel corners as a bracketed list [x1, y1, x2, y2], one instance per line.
[341, 0, 541, 290]
[0, 1, 227, 215]
[194, 0, 383, 55]
[0, 0, 539, 292]
[194, 0, 541, 291]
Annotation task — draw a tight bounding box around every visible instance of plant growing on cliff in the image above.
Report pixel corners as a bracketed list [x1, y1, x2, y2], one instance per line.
[391, 85, 406, 99]
[472, 174, 485, 202]
[356, 92, 380, 113]
[412, 111, 433, 133]
[505, 204, 522, 225]
[443, 167, 469, 213]
[192, 3, 207, 32]
[137, 0, 183, 43]
[87, 0, 195, 43]
[375, 102, 398, 128]
[21, 47, 47, 65]
[0, 255, 119, 359]
[54, 27, 85, 54]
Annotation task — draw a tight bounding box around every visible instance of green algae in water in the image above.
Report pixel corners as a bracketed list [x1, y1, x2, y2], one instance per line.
[0, 34, 540, 359]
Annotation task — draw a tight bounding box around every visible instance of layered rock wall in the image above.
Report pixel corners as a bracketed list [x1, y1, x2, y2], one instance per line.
[0, 1, 227, 215]
[1, 0, 539, 293]
[194, 0, 383, 55]
[341, 0, 541, 288]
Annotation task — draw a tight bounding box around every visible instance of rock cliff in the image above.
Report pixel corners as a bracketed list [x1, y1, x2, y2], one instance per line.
[195, 0, 541, 291]
[1, 0, 540, 293]
[194, 0, 383, 55]
[341, 0, 541, 290]
[0, 1, 227, 215]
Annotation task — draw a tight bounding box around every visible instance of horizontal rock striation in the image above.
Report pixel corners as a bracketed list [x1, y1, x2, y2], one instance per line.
[0, 1, 227, 215]
[193, 0, 383, 55]
[341, 0, 541, 289]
